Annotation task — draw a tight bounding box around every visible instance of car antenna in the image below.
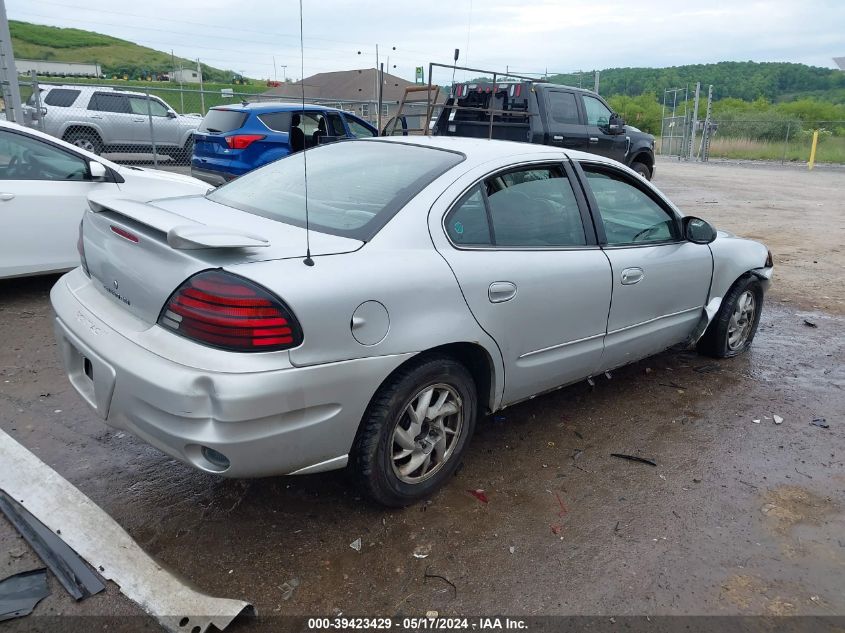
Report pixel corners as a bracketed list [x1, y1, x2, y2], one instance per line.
[299, 0, 314, 267]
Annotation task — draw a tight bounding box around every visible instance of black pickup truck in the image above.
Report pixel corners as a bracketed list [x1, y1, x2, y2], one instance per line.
[430, 81, 656, 179]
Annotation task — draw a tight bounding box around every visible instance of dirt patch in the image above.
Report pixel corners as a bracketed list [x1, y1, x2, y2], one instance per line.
[760, 485, 837, 534]
[654, 160, 845, 315]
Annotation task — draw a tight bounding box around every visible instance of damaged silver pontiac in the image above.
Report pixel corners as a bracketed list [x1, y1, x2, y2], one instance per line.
[50, 137, 773, 506]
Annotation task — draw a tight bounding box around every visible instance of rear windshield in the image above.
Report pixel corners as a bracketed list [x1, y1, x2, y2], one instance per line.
[198, 109, 248, 133]
[207, 141, 464, 240]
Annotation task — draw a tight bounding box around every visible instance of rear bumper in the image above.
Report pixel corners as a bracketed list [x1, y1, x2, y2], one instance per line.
[190, 166, 232, 186]
[51, 269, 413, 478]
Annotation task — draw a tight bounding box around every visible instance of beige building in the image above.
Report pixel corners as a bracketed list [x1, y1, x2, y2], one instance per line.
[262, 68, 420, 122]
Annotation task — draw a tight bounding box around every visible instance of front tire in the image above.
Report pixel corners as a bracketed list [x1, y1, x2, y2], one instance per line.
[631, 161, 652, 180]
[353, 355, 477, 507]
[697, 275, 764, 358]
[65, 130, 103, 155]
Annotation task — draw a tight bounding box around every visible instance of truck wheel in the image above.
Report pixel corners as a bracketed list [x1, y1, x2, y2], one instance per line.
[631, 161, 652, 180]
[353, 354, 477, 507]
[65, 130, 103, 155]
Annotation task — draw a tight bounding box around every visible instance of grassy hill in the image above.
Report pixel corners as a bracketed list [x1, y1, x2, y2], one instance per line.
[549, 61, 845, 103]
[10, 20, 243, 83]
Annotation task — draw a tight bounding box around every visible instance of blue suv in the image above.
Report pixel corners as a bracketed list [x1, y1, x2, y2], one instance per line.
[191, 103, 378, 185]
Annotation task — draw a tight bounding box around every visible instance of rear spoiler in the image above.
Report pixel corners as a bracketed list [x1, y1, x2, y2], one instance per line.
[87, 194, 269, 250]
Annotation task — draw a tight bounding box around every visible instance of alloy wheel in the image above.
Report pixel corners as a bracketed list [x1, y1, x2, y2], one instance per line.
[727, 290, 756, 350]
[391, 383, 463, 484]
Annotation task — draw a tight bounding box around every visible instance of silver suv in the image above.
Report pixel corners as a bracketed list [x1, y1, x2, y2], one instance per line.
[26, 85, 200, 163]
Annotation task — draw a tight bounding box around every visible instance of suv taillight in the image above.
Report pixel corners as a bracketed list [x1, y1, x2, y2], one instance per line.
[77, 219, 90, 277]
[225, 134, 265, 150]
[157, 270, 302, 352]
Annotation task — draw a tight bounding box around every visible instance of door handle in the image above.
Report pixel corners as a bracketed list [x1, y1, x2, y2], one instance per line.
[589, 137, 599, 143]
[0, 193, 14, 201]
[89, 115, 102, 120]
[488, 281, 517, 303]
[133, 118, 146, 123]
[553, 135, 563, 141]
[620, 267, 644, 285]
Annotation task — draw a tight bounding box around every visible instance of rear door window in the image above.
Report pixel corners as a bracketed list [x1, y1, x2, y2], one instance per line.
[198, 109, 248, 133]
[88, 93, 130, 113]
[43, 89, 81, 107]
[546, 91, 580, 125]
[444, 166, 588, 248]
[257, 111, 292, 132]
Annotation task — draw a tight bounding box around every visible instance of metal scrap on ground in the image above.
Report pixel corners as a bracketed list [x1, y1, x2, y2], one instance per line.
[0, 569, 50, 622]
[0, 491, 105, 601]
[0, 428, 254, 633]
[610, 453, 658, 467]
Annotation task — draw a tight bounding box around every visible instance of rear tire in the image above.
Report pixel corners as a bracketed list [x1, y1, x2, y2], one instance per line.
[631, 161, 652, 180]
[353, 355, 477, 507]
[697, 275, 764, 358]
[168, 138, 194, 165]
[65, 130, 103, 155]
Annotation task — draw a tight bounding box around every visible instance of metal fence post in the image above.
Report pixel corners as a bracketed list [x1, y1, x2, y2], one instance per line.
[781, 122, 791, 165]
[30, 70, 45, 132]
[145, 89, 159, 169]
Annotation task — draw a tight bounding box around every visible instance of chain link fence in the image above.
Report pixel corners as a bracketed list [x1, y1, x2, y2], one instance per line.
[10, 76, 404, 168]
[659, 114, 845, 165]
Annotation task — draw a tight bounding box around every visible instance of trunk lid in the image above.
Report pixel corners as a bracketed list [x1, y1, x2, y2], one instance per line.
[82, 192, 362, 325]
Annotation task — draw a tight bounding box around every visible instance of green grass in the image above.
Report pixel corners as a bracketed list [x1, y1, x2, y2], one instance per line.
[10, 20, 241, 82]
[706, 136, 845, 163]
[23, 77, 269, 115]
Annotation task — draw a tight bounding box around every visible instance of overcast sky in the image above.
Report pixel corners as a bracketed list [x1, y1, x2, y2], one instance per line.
[8, 0, 845, 81]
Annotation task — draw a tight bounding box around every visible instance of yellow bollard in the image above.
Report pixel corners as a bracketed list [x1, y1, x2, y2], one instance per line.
[808, 129, 819, 170]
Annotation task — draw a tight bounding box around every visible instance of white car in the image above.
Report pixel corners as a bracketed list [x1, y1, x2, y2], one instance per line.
[0, 121, 208, 279]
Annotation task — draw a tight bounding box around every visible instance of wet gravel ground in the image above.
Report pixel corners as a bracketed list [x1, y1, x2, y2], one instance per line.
[1, 160, 843, 629]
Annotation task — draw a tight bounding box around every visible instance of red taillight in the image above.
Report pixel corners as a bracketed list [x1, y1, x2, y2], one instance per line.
[225, 134, 265, 150]
[158, 270, 302, 352]
[77, 219, 90, 277]
[514, 84, 522, 97]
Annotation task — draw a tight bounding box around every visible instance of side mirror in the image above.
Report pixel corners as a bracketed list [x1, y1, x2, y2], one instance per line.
[608, 113, 625, 135]
[684, 216, 717, 244]
[89, 161, 107, 181]
[168, 111, 177, 118]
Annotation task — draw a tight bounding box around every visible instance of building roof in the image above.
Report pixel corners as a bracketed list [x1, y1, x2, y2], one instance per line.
[262, 68, 417, 102]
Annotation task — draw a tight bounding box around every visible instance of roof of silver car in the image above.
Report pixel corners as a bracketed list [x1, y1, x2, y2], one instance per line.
[371, 135, 617, 167]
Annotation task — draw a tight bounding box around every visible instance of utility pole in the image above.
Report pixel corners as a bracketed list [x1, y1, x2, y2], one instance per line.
[0, 0, 23, 123]
[593, 70, 600, 94]
[171, 50, 184, 113]
[197, 58, 205, 114]
[281, 65, 287, 83]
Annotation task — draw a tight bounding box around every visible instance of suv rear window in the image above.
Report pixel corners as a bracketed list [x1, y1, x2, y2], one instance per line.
[199, 109, 248, 133]
[257, 111, 292, 132]
[88, 93, 129, 113]
[44, 89, 81, 107]
[208, 141, 464, 240]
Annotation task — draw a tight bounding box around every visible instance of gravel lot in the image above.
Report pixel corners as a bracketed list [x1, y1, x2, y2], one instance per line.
[1, 158, 843, 631]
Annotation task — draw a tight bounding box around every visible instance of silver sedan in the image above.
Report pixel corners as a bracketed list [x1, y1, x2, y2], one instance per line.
[51, 137, 773, 506]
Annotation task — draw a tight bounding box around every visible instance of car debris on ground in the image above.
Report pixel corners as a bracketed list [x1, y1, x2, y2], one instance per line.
[610, 454, 658, 467]
[0, 568, 50, 622]
[0, 428, 254, 633]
